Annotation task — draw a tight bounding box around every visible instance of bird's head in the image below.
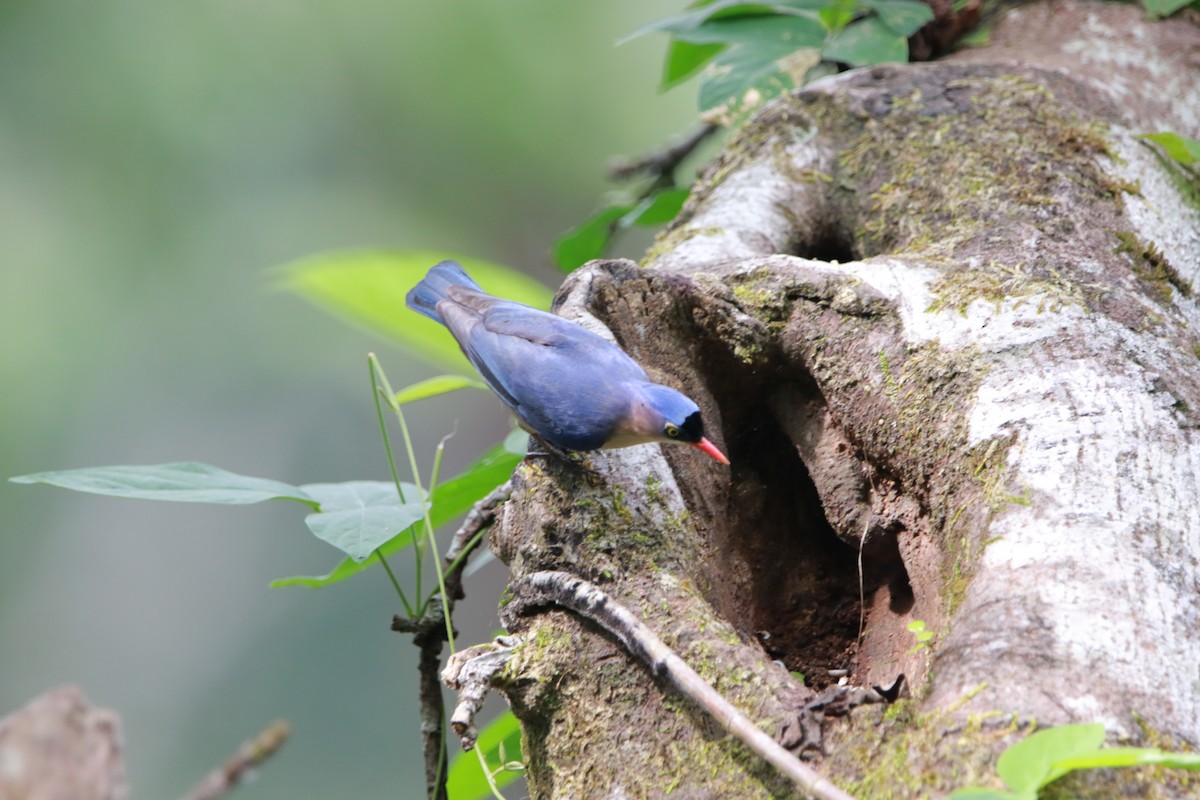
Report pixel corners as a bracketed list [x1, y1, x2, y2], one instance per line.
[610, 383, 729, 465]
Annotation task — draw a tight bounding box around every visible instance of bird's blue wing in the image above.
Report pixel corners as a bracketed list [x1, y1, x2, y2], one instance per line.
[425, 277, 650, 451]
[455, 302, 646, 449]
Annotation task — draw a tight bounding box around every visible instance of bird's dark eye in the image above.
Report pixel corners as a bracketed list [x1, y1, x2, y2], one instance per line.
[664, 424, 680, 438]
[679, 411, 704, 442]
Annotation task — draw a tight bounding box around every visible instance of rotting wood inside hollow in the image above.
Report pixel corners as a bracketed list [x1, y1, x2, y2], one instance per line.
[684, 329, 915, 691]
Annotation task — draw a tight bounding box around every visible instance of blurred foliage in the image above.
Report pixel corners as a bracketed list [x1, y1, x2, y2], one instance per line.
[554, 187, 690, 271]
[279, 251, 555, 371]
[447, 711, 525, 799]
[1142, 0, 1197, 17]
[626, 0, 934, 124]
[1138, 132, 1200, 203]
[0, 2, 693, 798]
[271, 438, 525, 589]
[950, 723, 1200, 799]
[1139, 132, 1200, 169]
[556, 0, 936, 269]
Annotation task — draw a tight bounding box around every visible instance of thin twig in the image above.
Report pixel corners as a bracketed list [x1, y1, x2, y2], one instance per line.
[389, 480, 514, 800]
[608, 122, 721, 183]
[502, 571, 859, 800]
[179, 720, 291, 800]
[444, 481, 513, 601]
[416, 617, 450, 800]
[391, 604, 453, 800]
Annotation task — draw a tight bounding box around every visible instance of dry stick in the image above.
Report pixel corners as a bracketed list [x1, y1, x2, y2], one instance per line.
[179, 720, 291, 800]
[392, 480, 514, 800]
[442, 636, 520, 749]
[506, 571, 858, 800]
[608, 122, 721, 183]
[413, 620, 451, 800]
[444, 481, 514, 598]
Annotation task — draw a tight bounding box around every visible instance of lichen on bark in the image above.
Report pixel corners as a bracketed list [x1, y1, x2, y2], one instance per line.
[483, 4, 1200, 797]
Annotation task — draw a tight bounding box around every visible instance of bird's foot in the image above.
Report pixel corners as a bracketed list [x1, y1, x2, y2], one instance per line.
[525, 439, 597, 475]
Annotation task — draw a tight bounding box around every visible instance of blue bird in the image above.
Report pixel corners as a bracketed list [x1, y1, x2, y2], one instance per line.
[406, 261, 729, 465]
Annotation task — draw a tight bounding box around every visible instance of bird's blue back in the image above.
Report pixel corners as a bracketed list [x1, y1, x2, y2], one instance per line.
[406, 261, 650, 451]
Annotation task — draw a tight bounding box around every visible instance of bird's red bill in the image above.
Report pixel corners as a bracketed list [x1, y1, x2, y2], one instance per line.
[692, 437, 730, 465]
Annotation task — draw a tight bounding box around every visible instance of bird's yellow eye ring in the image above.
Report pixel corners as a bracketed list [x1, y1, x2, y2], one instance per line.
[664, 424, 680, 438]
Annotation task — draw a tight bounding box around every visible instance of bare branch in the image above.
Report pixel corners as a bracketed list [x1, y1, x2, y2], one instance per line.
[441, 637, 519, 750]
[389, 479, 512, 800]
[179, 720, 290, 800]
[608, 122, 720, 184]
[444, 480, 513, 600]
[503, 571, 858, 800]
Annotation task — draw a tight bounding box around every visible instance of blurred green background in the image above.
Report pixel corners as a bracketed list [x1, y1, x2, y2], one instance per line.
[0, 1, 696, 797]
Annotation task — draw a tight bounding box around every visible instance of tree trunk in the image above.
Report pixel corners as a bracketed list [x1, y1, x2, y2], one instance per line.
[485, 2, 1200, 797]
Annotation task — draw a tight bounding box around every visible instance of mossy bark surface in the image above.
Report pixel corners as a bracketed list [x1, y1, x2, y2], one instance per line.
[486, 3, 1200, 797]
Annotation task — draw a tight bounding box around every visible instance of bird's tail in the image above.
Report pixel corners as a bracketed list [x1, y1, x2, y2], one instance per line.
[406, 260, 484, 324]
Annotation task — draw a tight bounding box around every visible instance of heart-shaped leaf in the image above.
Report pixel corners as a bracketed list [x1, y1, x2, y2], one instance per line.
[300, 481, 425, 562]
[273, 441, 521, 588]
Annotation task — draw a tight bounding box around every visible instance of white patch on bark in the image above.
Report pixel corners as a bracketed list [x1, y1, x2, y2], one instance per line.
[845, 253, 1200, 736]
[1111, 132, 1200, 282]
[651, 145, 830, 273]
[959, 322, 1200, 733]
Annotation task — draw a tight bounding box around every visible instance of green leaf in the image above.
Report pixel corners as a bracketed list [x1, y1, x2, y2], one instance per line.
[623, 0, 840, 43]
[1142, 0, 1193, 17]
[861, 0, 936, 36]
[997, 723, 1106, 791]
[277, 250, 553, 372]
[556, 188, 691, 274]
[446, 711, 524, 800]
[620, 2, 778, 44]
[957, 23, 991, 47]
[774, 0, 849, 9]
[426, 442, 520, 516]
[623, 188, 691, 227]
[553, 204, 632, 272]
[1154, 751, 1200, 770]
[272, 442, 521, 588]
[672, 12, 827, 45]
[821, 15, 908, 66]
[393, 375, 486, 406]
[691, 15, 827, 121]
[299, 481, 425, 562]
[1046, 746, 1200, 784]
[819, 0, 858, 32]
[11, 462, 318, 508]
[1139, 132, 1200, 166]
[698, 40, 798, 121]
[947, 790, 1022, 800]
[662, 39, 726, 90]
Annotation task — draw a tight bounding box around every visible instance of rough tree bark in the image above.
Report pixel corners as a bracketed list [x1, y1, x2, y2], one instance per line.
[476, 2, 1200, 797]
